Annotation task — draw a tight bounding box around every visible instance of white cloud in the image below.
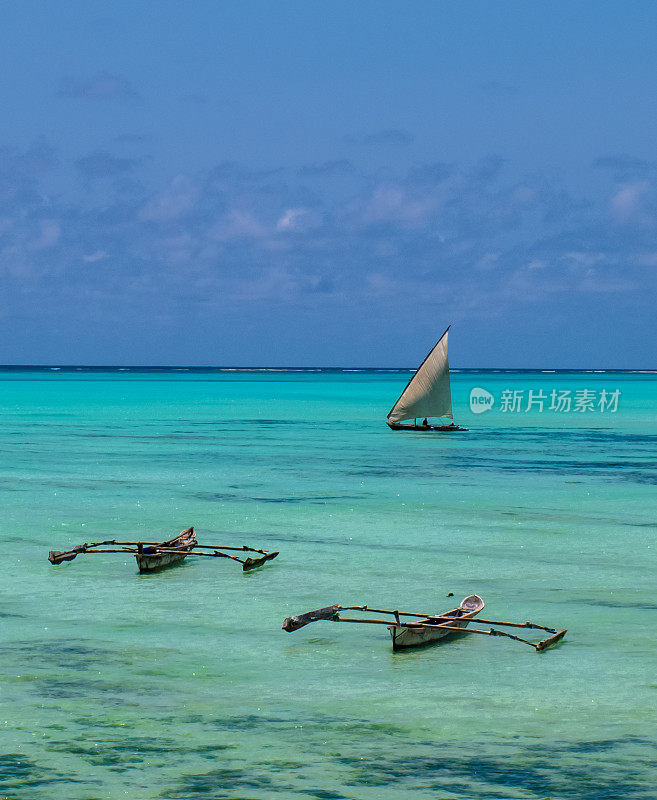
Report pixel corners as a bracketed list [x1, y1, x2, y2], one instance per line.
[155, 234, 196, 264]
[610, 181, 650, 224]
[276, 207, 309, 232]
[209, 210, 268, 241]
[82, 250, 109, 263]
[579, 274, 636, 292]
[31, 220, 60, 250]
[139, 176, 198, 222]
[476, 252, 500, 271]
[563, 251, 605, 267]
[2, 146, 657, 344]
[358, 186, 435, 228]
[634, 252, 657, 267]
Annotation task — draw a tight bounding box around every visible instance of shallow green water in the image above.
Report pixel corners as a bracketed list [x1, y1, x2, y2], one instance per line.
[1, 369, 656, 799]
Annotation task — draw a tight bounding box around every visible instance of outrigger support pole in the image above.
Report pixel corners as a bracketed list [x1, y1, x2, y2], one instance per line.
[329, 605, 560, 634]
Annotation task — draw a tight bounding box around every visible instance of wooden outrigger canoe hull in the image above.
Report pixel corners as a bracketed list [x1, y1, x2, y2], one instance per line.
[388, 594, 484, 650]
[136, 549, 189, 572]
[135, 527, 197, 573]
[387, 421, 467, 432]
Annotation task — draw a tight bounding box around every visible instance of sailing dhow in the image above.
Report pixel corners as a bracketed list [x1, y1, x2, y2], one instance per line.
[387, 326, 467, 431]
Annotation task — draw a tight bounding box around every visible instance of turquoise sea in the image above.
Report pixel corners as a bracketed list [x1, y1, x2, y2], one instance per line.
[1, 368, 656, 800]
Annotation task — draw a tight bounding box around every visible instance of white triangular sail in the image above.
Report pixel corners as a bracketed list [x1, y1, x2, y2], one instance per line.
[387, 328, 453, 423]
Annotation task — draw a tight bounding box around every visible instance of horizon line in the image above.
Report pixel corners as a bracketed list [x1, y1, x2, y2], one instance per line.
[0, 364, 654, 372]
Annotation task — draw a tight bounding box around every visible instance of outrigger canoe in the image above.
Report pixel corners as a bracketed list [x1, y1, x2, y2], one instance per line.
[48, 526, 279, 574]
[282, 594, 566, 653]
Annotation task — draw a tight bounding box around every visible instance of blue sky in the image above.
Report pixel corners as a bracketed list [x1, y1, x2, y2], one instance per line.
[1, 1, 656, 366]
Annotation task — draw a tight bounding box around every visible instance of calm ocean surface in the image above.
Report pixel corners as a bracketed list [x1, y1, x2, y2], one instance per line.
[1, 368, 656, 800]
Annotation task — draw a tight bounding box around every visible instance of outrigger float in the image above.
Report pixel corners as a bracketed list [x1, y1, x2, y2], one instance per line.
[48, 526, 279, 574]
[283, 594, 566, 653]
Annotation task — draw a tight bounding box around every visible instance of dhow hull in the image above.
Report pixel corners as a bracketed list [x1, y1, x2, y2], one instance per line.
[387, 422, 467, 432]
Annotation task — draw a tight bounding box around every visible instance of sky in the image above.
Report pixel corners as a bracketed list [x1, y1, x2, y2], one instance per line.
[1, 1, 657, 367]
